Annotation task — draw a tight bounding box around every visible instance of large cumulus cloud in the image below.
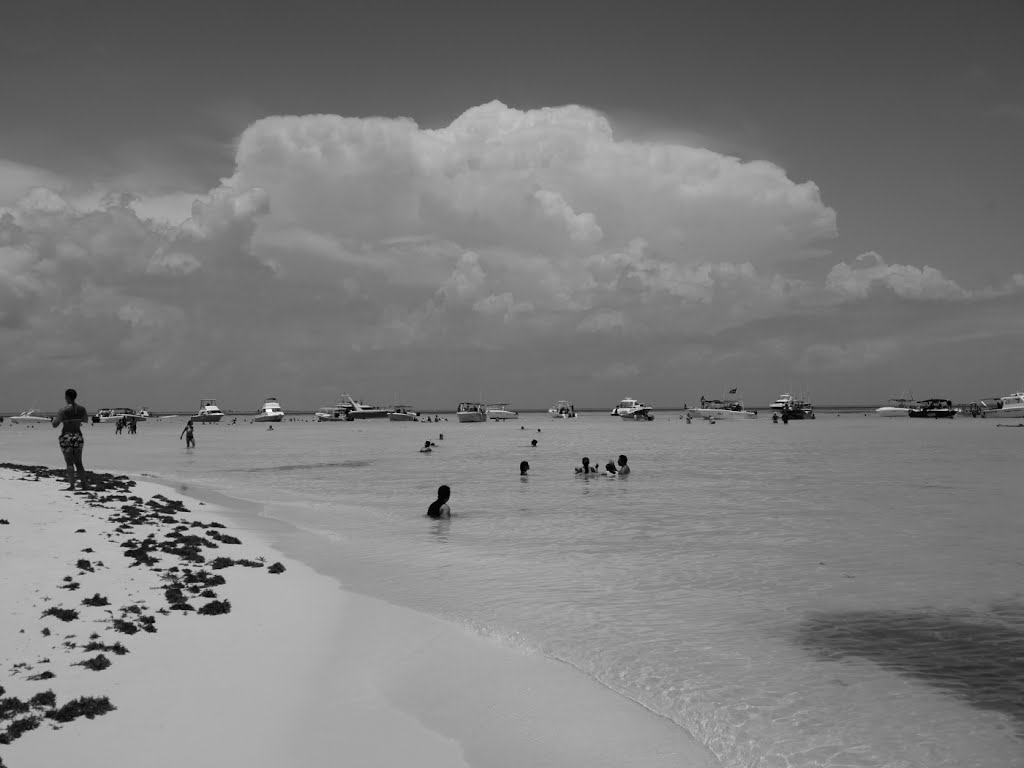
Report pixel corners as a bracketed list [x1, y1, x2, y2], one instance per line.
[1, 101, 1021, 407]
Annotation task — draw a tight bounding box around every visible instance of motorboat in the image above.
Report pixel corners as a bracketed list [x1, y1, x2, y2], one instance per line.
[780, 398, 815, 420]
[10, 409, 50, 425]
[486, 403, 518, 421]
[92, 407, 145, 424]
[876, 390, 915, 417]
[315, 404, 350, 422]
[193, 399, 225, 423]
[611, 397, 654, 421]
[549, 400, 577, 419]
[139, 408, 152, 419]
[975, 391, 1024, 419]
[388, 405, 419, 422]
[456, 402, 488, 423]
[689, 396, 757, 420]
[342, 395, 389, 420]
[908, 398, 956, 419]
[254, 397, 285, 423]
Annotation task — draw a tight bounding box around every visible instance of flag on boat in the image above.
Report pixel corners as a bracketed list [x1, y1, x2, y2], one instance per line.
[728, 388, 737, 394]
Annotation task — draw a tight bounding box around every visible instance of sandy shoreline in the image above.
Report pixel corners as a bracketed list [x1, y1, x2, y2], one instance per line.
[0, 463, 719, 768]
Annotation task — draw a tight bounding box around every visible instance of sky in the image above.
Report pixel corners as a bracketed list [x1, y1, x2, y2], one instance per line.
[1, 0, 1022, 412]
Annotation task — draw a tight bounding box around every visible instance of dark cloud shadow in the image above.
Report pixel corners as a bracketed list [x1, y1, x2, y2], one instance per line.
[796, 602, 1024, 730]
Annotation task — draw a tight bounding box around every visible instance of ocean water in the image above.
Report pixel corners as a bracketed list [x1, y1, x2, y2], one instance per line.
[4, 412, 1023, 767]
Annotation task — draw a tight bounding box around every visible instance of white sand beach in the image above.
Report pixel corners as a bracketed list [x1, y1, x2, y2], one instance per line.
[0, 464, 718, 768]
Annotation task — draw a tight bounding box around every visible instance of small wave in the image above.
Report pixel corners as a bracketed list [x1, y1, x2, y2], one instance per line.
[224, 460, 375, 473]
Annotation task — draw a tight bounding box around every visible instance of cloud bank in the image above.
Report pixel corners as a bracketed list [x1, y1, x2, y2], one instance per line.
[1, 101, 1021, 408]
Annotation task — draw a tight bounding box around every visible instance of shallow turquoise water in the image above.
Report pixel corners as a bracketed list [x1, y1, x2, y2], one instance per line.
[4, 413, 1023, 767]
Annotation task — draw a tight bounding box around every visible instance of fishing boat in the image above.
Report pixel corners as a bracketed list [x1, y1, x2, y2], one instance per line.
[876, 390, 915, 417]
[315, 404, 350, 422]
[388, 405, 419, 422]
[769, 393, 796, 412]
[549, 400, 577, 419]
[456, 402, 488, 423]
[611, 397, 654, 420]
[254, 397, 285, 423]
[342, 395, 389, 420]
[689, 395, 757, 420]
[908, 398, 956, 419]
[978, 391, 1024, 419]
[10, 409, 50, 425]
[193, 399, 225, 423]
[486, 403, 518, 421]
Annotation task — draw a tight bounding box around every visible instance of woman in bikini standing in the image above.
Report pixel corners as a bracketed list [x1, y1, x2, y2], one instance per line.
[51, 388, 88, 490]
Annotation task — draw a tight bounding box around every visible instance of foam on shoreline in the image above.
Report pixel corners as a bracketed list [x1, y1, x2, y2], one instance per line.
[0, 465, 719, 767]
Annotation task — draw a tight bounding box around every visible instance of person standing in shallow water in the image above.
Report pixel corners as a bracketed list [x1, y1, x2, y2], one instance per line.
[427, 485, 451, 519]
[180, 419, 195, 449]
[617, 454, 630, 475]
[51, 388, 88, 490]
[520, 461, 529, 476]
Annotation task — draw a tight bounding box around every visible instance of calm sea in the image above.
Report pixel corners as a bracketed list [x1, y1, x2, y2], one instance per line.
[4, 411, 1023, 768]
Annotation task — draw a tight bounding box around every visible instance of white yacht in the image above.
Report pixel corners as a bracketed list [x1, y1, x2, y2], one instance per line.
[254, 397, 285, 423]
[315, 404, 350, 422]
[342, 395, 389, 420]
[549, 400, 577, 419]
[456, 402, 488, 423]
[193, 399, 225, 423]
[983, 391, 1024, 419]
[10, 409, 50, 425]
[388, 405, 419, 422]
[611, 397, 654, 420]
[689, 396, 756, 420]
[486, 403, 518, 421]
[770, 393, 796, 412]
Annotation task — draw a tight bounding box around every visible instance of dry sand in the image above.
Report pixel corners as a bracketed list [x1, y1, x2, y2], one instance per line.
[0, 463, 719, 768]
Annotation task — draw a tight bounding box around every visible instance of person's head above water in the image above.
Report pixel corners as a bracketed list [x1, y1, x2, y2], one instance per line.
[605, 460, 617, 473]
[581, 457, 590, 466]
[437, 484, 450, 502]
[531, 439, 538, 447]
[520, 460, 529, 475]
[618, 454, 628, 467]
[424, 440, 431, 447]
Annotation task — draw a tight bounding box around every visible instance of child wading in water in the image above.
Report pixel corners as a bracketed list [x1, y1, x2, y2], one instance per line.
[51, 388, 88, 490]
[427, 485, 451, 519]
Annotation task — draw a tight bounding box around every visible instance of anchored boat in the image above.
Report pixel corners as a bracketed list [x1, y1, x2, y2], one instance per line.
[456, 402, 487, 423]
[193, 399, 225, 423]
[254, 397, 285, 423]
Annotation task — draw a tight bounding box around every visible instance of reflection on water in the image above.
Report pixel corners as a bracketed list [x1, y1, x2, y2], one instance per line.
[798, 603, 1024, 731]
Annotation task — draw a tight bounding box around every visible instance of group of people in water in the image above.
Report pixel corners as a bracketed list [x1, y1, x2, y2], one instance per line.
[575, 455, 630, 475]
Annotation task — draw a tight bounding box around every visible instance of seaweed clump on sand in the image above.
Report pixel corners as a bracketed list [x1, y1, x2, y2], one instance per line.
[74, 654, 112, 671]
[267, 562, 286, 574]
[197, 600, 231, 616]
[47, 696, 116, 723]
[81, 593, 110, 607]
[82, 641, 128, 656]
[41, 607, 78, 622]
[27, 670, 55, 681]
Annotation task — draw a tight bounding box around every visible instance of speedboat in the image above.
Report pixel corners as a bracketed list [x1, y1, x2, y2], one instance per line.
[193, 399, 225, 423]
[10, 409, 50, 425]
[254, 397, 285, 423]
[611, 397, 654, 421]
[486, 403, 518, 421]
[456, 402, 488, 423]
[876, 390, 915, 417]
[342, 395, 389, 420]
[549, 400, 577, 419]
[689, 396, 756, 420]
[770, 393, 796, 412]
[908, 398, 956, 419]
[976, 391, 1024, 419]
[388, 405, 419, 422]
[315, 404, 350, 422]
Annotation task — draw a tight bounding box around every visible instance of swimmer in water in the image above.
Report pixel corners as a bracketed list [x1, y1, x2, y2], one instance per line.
[575, 457, 598, 474]
[420, 440, 432, 453]
[426, 485, 451, 519]
[531, 439, 538, 447]
[520, 460, 529, 476]
[617, 454, 630, 475]
[604, 460, 617, 474]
